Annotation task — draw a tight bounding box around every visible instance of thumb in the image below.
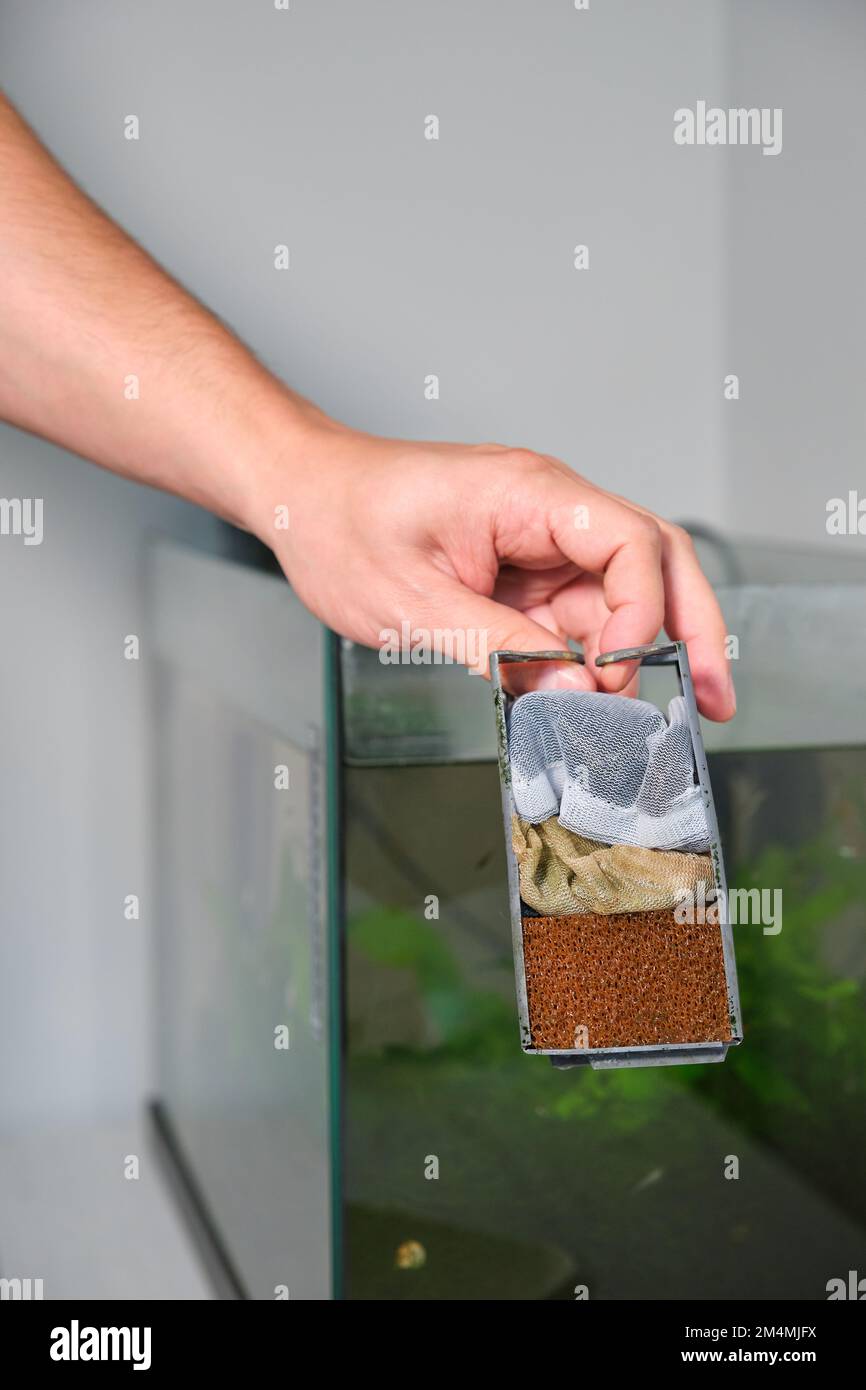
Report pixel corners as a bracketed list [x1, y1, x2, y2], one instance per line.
[419, 584, 596, 689]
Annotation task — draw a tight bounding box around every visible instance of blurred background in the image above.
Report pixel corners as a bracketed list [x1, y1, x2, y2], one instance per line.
[1, 0, 865, 1299]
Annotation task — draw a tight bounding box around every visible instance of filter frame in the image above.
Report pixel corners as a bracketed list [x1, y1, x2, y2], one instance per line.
[490, 643, 743, 1070]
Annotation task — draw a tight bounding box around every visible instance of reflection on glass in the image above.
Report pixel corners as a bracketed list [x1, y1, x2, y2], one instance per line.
[152, 546, 332, 1301]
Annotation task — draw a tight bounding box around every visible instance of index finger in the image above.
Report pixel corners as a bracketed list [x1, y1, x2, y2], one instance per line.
[592, 487, 736, 722]
[547, 486, 665, 693]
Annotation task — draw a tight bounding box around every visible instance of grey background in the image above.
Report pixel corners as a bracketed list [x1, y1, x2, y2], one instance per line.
[0, 0, 863, 1293]
[726, 0, 866, 543]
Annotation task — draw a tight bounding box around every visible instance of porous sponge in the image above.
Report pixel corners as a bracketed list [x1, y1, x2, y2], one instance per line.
[521, 911, 732, 1051]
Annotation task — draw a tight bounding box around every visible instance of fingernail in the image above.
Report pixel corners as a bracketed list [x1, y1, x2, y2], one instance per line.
[726, 668, 737, 713]
[533, 664, 591, 692]
[597, 658, 638, 690]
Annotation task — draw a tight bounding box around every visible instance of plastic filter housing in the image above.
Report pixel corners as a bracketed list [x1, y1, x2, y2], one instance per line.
[490, 645, 743, 1070]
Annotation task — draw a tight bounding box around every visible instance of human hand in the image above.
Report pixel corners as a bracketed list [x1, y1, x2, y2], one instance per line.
[0, 90, 731, 722]
[250, 423, 735, 721]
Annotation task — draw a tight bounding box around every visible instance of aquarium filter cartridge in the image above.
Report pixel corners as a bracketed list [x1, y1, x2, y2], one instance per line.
[490, 644, 743, 1069]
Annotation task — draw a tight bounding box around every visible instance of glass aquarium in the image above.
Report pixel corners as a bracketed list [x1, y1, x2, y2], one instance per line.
[149, 544, 336, 1301]
[150, 542, 866, 1299]
[342, 747, 866, 1300]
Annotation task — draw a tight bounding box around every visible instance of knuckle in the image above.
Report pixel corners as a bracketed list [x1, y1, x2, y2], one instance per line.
[505, 447, 550, 476]
[630, 512, 662, 549]
[666, 521, 697, 554]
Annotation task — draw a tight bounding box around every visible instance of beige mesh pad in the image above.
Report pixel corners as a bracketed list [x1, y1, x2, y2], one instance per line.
[512, 814, 713, 917]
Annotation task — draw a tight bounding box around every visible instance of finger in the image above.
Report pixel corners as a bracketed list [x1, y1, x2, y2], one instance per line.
[547, 571, 611, 644]
[660, 527, 735, 721]
[418, 581, 597, 690]
[580, 491, 735, 721]
[492, 560, 578, 607]
[510, 601, 593, 691]
[517, 659, 595, 694]
[520, 601, 568, 643]
[548, 492, 665, 693]
[578, 624, 641, 702]
[545, 573, 640, 695]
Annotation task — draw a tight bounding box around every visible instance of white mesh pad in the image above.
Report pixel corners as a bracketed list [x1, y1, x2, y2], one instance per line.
[507, 690, 710, 852]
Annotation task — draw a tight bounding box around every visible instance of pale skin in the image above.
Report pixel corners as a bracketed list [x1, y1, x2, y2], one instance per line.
[0, 92, 735, 719]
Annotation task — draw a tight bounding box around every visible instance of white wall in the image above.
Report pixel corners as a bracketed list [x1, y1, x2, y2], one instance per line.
[0, 431, 216, 1126]
[724, 0, 866, 549]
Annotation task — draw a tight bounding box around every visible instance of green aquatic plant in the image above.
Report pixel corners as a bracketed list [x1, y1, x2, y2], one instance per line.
[349, 907, 515, 1060]
[674, 832, 866, 1220]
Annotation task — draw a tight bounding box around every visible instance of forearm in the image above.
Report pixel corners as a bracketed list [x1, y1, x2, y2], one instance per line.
[0, 91, 323, 532]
